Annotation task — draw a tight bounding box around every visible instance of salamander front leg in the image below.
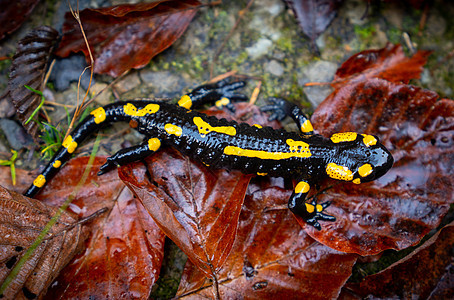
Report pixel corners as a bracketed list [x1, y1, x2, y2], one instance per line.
[177, 79, 248, 111]
[98, 137, 162, 175]
[288, 180, 335, 230]
[262, 97, 314, 135]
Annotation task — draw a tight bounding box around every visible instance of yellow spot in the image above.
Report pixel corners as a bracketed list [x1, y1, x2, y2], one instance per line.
[316, 204, 323, 212]
[148, 138, 161, 151]
[215, 97, 230, 108]
[257, 172, 267, 176]
[305, 203, 315, 214]
[62, 135, 78, 153]
[253, 124, 262, 128]
[301, 119, 314, 133]
[165, 124, 183, 136]
[33, 175, 46, 188]
[330, 132, 358, 143]
[90, 107, 106, 124]
[287, 139, 311, 157]
[358, 163, 373, 177]
[193, 117, 236, 137]
[362, 134, 377, 147]
[326, 163, 354, 181]
[52, 160, 61, 168]
[295, 181, 310, 194]
[353, 178, 361, 184]
[224, 139, 311, 160]
[178, 95, 192, 109]
[123, 103, 159, 117]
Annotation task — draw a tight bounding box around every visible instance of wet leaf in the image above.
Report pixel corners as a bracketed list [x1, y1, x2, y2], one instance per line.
[33, 157, 166, 298]
[0, 185, 87, 299]
[333, 43, 431, 87]
[284, 0, 342, 52]
[176, 179, 358, 299]
[2, 26, 59, 142]
[343, 222, 454, 299]
[1, 155, 165, 298]
[307, 78, 454, 255]
[56, 0, 202, 77]
[0, 0, 41, 40]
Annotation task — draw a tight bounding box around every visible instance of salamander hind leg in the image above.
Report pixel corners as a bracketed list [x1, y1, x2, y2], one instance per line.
[288, 180, 335, 230]
[177, 79, 248, 111]
[98, 137, 162, 175]
[261, 97, 314, 135]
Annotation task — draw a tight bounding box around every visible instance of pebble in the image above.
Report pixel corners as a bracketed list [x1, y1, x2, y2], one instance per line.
[246, 38, 273, 60]
[265, 60, 284, 77]
[298, 60, 338, 107]
[113, 72, 141, 94]
[0, 119, 33, 150]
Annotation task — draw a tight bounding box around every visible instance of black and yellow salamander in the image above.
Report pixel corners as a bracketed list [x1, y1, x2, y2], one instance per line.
[24, 79, 393, 230]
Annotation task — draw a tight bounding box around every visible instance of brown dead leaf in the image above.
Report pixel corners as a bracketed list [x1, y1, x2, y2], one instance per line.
[0, 185, 88, 299]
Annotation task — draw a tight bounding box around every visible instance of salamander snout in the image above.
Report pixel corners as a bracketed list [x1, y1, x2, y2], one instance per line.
[356, 143, 394, 183]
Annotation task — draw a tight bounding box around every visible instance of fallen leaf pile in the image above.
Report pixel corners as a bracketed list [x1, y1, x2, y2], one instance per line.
[1, 14, 453, 297]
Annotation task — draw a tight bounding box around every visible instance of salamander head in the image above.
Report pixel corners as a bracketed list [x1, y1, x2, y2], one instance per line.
[325, 132, 394, 184]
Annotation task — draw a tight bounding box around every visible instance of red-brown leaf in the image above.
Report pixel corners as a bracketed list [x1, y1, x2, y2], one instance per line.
[177, 179, 358, 299]
[333, 44, 431, 87]
[56, 1, 202, 77]
[306, 78, 454, 255]
[343, 222, 454, 299]
[0, 0, 41, 40]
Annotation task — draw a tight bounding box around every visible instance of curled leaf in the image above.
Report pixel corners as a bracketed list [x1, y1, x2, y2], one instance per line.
[4, 26, 58, 141]
[333, 43, 431, 87]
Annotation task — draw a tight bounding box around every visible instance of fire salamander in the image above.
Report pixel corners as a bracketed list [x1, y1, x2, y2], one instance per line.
[24, 79, 393, 230]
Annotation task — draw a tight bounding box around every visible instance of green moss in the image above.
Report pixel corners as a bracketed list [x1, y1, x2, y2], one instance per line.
[276, 35, 294, 53]
[354, 23, 376, 41]
[386, 27, 402, 45]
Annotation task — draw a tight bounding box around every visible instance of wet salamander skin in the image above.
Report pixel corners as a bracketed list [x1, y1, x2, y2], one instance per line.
[24, 80, 394, 230]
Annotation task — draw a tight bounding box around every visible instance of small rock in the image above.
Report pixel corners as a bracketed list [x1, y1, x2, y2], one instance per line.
[342, 0, 368, 25]
[0, 119, 33, 150]
[113, 72, 141, 95]
[49, 55, 93, 91]
[265, 60, 284, 77]
[297, 60, 338, 107]
[139, 70, 186, 98]
[246, 38, 273, 60]
[89, 83, 113, 106]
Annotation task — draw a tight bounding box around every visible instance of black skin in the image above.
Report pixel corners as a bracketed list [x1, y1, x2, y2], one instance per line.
[25, 80, 394, 230]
